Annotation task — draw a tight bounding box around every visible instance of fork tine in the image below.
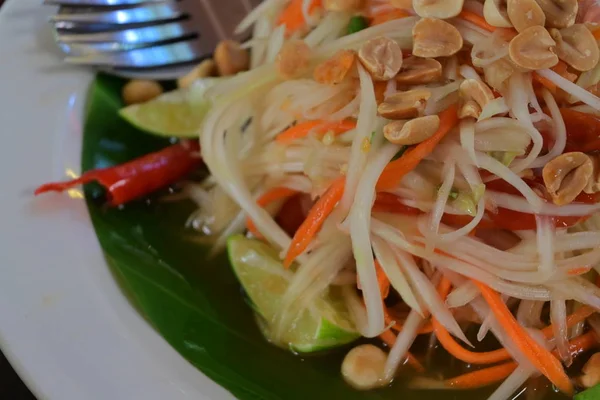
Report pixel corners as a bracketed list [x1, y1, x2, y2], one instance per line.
[58, 41, 148, 55]
[64, 38, 212, 68]
[50, 3, 183, 25]
[44, 0, 164, 5]
[56, 20, 196, 45]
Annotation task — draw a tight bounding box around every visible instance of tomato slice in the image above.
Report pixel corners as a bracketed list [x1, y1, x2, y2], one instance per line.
[559, 108, 600, 153]
[275, 194, 308, 236]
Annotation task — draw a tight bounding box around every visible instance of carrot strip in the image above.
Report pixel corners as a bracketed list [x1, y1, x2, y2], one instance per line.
[275, 120, 356, 144]
[385, 312, 434, 334]
[379, 330, 425, 372]
[377, 105, 459, 190]
[473, 280, 573, 395]
[446, 361, 518, 389]
[568, 266, 592, 276]
[564, 331, 599, 359]
[459, 10, 496, 33]
[375, 260, 390, 299]
[357, 260, 390, 298]
[541, 305, 595, 339]
[433, 277, 509, 364]
[413, 331, 598, 390]
[434, 318, 511, 364]
[283, 177, 345, 267]
[533, 73, 557, 93]
[246, 187, 298, 237]
[369, 8, 411, 26]
[277, 0, 322, 36]
[593, 27, 600, 41]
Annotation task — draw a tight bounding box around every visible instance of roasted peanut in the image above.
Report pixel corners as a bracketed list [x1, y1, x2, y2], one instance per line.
[587, 82, 600, 97]
[214, 40, 249, 76]
[508, 25, 559, 70]
[550, 24, 599, 71]
[395, 56, 442, 85]
[276, 39, 312, 79]
[458, 79, 495, 119]
[412, 18, 463, 58]
[535, 0, 578, 29]
[483, 0, 512, 28]
[177, 59, 217, 89]
[459, 100, 481, 119]
[578, 353, 600, 388]
[542, 151, 594, 205]
[325, 0, 364, 12]
[584, 154, 600, 194]
[383, 115, 440, 144]
[377, 89, 431, 119]
[484, 59, 515, 91]
[507, 0, 545, 32]
[358, 36, 403, 81]
[122, 80, 163, 105]
[412, 0, 464, 19]
[314, 50, 357, 84]
[341, 344, 388, 390]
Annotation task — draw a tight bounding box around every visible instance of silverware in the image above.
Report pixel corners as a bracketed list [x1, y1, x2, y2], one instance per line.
[46, 0, 260, 80]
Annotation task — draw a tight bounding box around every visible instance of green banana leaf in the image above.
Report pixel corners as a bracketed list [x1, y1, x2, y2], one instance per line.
[81, 74, 562, 400]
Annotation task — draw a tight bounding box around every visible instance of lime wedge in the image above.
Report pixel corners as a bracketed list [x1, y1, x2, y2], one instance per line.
[119, 78, 220, 138]
[227, 235, 359, 353]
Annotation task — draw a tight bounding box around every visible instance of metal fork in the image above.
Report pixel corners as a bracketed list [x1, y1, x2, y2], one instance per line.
[46, 0, 260, 80]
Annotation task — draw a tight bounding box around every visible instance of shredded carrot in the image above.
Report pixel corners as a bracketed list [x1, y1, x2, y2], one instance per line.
[432, 277, 509, 364]
[473, 280, 574, 395]
[533, 73, 557, 93]
[564, 331, 599, 359]
[446, 361, 518, 389]
[541, 305, 595, 339]
[384, 310, 434, 334]
[356, 260, 390, 298]
[414, 331, 599, 390]
[369, 9, 411, 26]
[458, 10, 496, 33]
[377, 104, 459, 190]
[375, 260, 390, 299]
[568, 266, 592, 276]
[277, 0, 322, 36]
[276, 120, 356, 144]
[433, 318, 511, 364]
[594, 27, 600, 41]
[533, 61, 572, 94]
[283, 177, 345, 267]
[246, 187, 298, 238]
[379, 329, 425, 372]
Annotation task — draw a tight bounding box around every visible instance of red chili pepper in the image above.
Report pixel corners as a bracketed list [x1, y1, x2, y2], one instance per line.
[372, 192, 422, 215]
[35, 141, 201, 206]
[374, 187, 590, 231]
[441, 213, 498, 229]
[486, 176, 592, 229]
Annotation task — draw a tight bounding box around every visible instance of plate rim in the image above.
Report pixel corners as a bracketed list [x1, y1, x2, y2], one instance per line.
[0, 1, 233, 399]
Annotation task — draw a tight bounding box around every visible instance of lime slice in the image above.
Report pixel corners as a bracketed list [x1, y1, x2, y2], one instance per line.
[227, 235, 359, 353]
[119, 78, 220, 138]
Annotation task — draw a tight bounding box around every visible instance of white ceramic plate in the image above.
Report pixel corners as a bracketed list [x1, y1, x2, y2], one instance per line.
[0, 1, 234, 399]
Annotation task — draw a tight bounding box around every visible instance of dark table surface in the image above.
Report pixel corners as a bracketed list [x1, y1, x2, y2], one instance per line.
[1, 0, 38, 398]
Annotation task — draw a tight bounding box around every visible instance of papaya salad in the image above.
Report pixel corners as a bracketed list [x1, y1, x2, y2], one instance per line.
[34, 0, 600, 398]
